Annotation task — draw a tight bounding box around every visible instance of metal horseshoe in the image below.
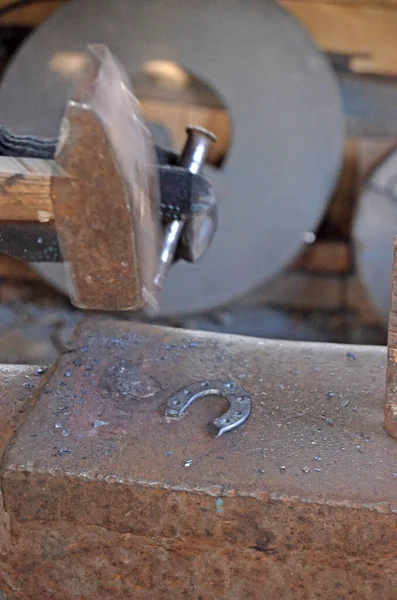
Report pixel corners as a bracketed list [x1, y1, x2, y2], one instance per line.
[165, 379, 252, 437]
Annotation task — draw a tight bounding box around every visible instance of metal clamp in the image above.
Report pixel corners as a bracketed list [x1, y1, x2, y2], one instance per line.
[165, 379, 252, 437]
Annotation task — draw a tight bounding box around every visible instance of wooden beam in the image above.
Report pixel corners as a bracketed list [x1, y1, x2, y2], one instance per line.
[281, 1, 397, 75]
[0, 0, 64, 26]
[0, 255, 40, 280]
[1, 0, 397, 76]
[0, 157, 62, 222]
[285, 0, 397, 7]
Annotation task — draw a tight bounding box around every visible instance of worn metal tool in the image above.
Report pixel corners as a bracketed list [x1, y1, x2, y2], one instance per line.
[0, 45, 218, 313]
[0, 0, 344, 315]
[52, 44, 160, 312]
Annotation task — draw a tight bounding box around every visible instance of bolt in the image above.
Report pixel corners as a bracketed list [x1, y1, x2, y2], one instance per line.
[179, 126, 217, 175]
[154, 126, 216, 290]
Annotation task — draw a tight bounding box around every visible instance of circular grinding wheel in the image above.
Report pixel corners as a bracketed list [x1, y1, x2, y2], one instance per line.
[0, 0, 344, 315]
[355, 148, 397, 324]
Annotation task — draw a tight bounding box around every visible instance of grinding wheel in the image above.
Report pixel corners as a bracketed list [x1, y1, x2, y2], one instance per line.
[355, 148, 397, 324]
[0, 0, 344, 315]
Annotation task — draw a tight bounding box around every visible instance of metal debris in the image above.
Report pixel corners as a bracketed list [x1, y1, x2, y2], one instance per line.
[34, 367, 48, 376]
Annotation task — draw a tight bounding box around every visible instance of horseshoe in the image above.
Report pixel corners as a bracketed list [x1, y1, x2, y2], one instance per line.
[165, 380, 252, 437]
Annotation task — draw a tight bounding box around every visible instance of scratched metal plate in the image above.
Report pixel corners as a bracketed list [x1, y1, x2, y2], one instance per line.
[0, 0, 344, 315]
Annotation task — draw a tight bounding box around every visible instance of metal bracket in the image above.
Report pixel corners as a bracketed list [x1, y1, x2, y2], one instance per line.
[165, 379, 252, 437]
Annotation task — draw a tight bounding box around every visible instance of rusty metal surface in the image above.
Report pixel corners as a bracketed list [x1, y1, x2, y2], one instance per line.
[3, 318, 393, 505]
[385, 237, 397, 438]
[0, 363, 43, 589]
[0, 364, 42, 459]
[52, 45, 159, 312]
[1, 318, 397, 598]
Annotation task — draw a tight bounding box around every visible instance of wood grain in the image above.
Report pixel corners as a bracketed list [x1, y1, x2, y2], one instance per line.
[1, 0, 397, 75]
[282, 1, 397, 74]
[0, 157, 63, 221]
[0, 0, 63, 26]
[0, 255, 40, 279]
[286, 0, 397, 7]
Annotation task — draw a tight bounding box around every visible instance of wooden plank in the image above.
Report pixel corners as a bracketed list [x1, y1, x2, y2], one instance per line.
[292, 240, 352, 273]
[286, 0, 397, 7]
[0, 256, 40, 280]
[320, 139, 359, 239]
[282, 1, 397, 74]
[0, 1, 396, 76]
[1, 0, 397, 28]
[356, 137, 397, 175]
[0, 0, 64, 26]
[0, 157, 61, 222]
[0, 0, 396, 77]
